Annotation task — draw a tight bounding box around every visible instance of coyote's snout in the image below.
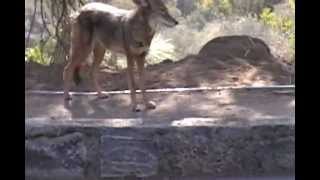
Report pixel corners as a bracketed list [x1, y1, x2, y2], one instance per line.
[147, 0, 178, 28]
[63, 0, 178, 112]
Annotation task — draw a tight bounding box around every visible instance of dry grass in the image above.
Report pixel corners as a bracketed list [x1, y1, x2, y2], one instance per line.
[157, 13, 294, 64]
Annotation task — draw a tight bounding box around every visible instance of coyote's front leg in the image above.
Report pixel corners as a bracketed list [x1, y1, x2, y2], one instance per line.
[91, 43, 109, 99]
[126, 54, 139, 112]
[136, 55, 156, 110]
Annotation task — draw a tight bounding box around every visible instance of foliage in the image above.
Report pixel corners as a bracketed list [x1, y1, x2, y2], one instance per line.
[25, 35, 58, 65]
[197, 0, 214, 9]
[288, 0, 295, 11]
[218, 0, 232, 15]
[147, 34, 177, 64]
[25, 0, 84, 64]
[260, 8, 294, 34]
[259, 3, 295, 62]
[25, 46, 52, 66]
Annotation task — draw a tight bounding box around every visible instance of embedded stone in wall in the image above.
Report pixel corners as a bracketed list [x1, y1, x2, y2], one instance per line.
[100, 132, 158, 178]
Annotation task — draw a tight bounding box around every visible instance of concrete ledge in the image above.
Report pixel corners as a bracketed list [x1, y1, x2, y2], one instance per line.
[25, 117, 295, 180]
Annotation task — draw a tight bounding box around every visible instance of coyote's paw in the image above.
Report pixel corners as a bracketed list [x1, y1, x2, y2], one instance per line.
[64, 94, 72, 101]
[132, 104, 142, 112]
[146, 101, 156, 110]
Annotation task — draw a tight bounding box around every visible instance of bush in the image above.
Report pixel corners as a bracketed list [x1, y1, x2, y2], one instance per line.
[288, 0, 295, 11]
[147, 34, 177, 64]
[260, 8, 294, 34]
[218, 0, 233, 15]
[259, 6, 294, 62]
[25, 46, 52, 66]
[197, 0, 214, 9]
[25, 37, 57, 66]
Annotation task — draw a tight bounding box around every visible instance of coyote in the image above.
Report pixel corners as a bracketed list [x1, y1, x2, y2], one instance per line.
[63, 0, 178, 111]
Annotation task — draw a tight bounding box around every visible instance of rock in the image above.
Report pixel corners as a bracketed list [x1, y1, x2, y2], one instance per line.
[25, 132, 87, 180]
[100, 129, 159, 178]
[199, 35, 273, 62]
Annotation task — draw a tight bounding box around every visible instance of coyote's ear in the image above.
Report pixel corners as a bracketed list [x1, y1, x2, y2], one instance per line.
[132, 0, 149, 7]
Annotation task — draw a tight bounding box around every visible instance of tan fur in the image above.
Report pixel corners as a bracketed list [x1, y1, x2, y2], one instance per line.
[63, 0, 178, 111]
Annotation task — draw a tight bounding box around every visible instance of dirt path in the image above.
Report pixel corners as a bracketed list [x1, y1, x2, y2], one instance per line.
[26, 88, 294, 127]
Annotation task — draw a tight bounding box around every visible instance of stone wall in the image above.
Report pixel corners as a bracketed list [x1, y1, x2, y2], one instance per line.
[26, 118, 295, 180]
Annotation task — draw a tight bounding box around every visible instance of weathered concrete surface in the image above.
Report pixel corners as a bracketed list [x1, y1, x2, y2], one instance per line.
[25, 89, 294, 180]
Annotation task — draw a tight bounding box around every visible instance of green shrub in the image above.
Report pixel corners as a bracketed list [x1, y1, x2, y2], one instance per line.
[259, 6, 294, 62]
[218, 0, 232, 15]
[288, 0, 295, 11]
[25, 37, 57, 65]
[259, 8, 294, 34]
[260, 8, 278, 28]
[197, 0, 214, 10]
[25, 46, 52, 66]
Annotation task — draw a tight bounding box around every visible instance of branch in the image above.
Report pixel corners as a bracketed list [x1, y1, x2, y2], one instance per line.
[50, 0, 58, 24]
[79, 0, 86, 6]
[55, 0, 67, 48]
[26, 0, 38, 47]
[40, 0, 52, 37]
[67, 0, 77, 11]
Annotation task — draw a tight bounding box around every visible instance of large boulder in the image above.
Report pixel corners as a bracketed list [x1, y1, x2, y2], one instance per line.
[199, 35, 274, 62]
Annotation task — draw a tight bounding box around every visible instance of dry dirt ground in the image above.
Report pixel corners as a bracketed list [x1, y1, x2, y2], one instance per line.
[26, 89, 294, 126]
[25, 35, 294, 92]
[25, 35, 294, 122]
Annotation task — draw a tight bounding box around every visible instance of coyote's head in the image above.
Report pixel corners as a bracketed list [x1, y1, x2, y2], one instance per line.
[133, 0, 179, 28]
